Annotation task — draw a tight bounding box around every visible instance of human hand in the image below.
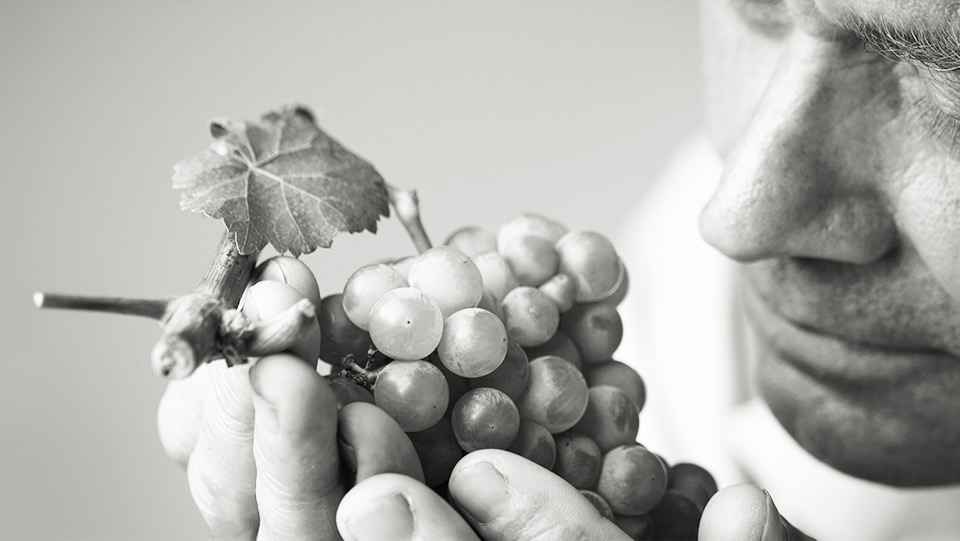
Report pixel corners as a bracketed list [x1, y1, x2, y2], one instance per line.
[336, 449, 632, 541]
[156, 352, 424, 540]
[338, 450, 817, 541]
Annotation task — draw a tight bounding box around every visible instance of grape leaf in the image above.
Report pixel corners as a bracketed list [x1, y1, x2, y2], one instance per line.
[172, 106, 390, 256]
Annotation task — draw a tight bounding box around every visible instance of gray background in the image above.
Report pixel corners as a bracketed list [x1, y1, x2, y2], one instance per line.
[1, 1, 702, 539]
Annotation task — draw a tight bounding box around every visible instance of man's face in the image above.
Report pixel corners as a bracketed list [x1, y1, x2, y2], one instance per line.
[698, 0, 960, 486]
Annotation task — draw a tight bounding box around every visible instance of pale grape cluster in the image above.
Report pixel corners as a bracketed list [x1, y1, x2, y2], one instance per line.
[240, 213, 718, 540]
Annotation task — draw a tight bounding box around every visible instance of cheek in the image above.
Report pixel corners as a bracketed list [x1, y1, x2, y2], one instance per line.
[894, 153, 960, 300]
[700, 0, 788, 157]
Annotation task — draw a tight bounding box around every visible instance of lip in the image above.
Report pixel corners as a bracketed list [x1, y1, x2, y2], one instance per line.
[741, 283, 955, 386]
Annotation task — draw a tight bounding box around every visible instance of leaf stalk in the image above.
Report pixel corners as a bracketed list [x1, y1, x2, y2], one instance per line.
[387, 184, 432, 254]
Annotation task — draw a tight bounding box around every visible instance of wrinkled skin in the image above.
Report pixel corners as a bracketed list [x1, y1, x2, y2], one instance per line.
[698, 0, 960, 487]
[157, 355, 630, 540]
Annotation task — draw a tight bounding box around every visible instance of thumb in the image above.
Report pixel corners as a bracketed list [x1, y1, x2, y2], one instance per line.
[699, 484, 815, 541]
[448, 449, 630, 541]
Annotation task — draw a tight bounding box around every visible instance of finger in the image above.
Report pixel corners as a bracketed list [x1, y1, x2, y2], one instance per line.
[699, 484, 816, 541]
[186, 361, 259, 540]
[157, 361, 215, 467]
[249, 353, 344, 540]
[338, 402, 425, 485]
[448, 449, 630, 541]
[336, 473, 480, 541]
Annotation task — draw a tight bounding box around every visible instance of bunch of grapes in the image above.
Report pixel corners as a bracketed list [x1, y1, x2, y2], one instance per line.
[239, 213, 717, 540]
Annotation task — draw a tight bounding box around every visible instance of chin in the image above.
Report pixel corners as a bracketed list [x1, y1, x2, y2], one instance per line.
[755, 345, 960, 488]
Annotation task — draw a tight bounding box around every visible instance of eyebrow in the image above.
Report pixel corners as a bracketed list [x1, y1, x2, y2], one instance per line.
[848, 16, 960, 73]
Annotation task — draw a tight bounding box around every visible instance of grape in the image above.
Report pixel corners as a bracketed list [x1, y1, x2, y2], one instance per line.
[583, 360, 646, 412]
[572, 386, 640, 452]
[325, 374, 375, 409]
[501, 234, 559, 287]
[555, 230, 622, 302]
[341, 263, 408, 331]
[368, 287, 443, 360]
[374, 359, 449, 432]
[669, 462, 718, 500]
[241, 280, 321, 364]
[596, 444, 668, 516]
[506, 420, 556, 470]
[437, 307, 508, 378]
[501, 286, 560, 348]
[251, 255, 322, 309]
[469, 340, 529, 401]
[552, 431, 603, 489]
[472, 251, 519, 301]
[443, 225, 497, 257]
[407, 417, 465, 487]
[497, 212, 568, 253]
[451, 387, 520, 452]
[523, 329, 582, 370]
[580, 490, 615, 521]
[539, 272, 577, 313]
[516, 355, 588, 433]
[650, 462, 718, 539]
[407, 246, 484, 319]
[601, 261, 629, 307]
[650, 491, 704, 540]
[614, 514, 655, 541]
[560, 301, 623, 364]
[318, 293, 373, 368]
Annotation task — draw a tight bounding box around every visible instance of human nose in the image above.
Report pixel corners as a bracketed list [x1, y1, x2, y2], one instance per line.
[699, 34, 899, 264]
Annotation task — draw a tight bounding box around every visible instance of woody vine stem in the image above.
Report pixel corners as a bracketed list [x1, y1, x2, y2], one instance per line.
[34, 185, 432, 379]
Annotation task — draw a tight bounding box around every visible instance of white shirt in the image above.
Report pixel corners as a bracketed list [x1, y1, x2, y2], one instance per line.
[615, 135, 960, 541]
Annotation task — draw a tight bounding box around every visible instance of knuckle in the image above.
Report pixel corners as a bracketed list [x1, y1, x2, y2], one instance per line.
[506, 518, 608, 541]
[186, 446, 259, 534]
[496, 496, 608, 541]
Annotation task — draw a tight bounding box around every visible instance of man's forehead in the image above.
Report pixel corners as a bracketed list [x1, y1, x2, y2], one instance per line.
[813, 0, 957, 33]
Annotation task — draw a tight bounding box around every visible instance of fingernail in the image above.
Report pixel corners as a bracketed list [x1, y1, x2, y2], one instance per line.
[342, 492, 414, 541]
[449, 461, 508, 523]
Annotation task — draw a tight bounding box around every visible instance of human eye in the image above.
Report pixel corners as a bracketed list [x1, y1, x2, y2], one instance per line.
[728, 0, 793, 38]
[897, 63, 960, 153]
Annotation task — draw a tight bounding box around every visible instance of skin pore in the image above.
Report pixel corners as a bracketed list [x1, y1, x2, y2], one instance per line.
[698, 0, 960, 486]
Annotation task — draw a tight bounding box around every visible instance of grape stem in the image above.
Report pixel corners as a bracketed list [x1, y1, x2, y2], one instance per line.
[34, 292, 171, 320]
[387, 184, 432, 254]
[35, 183, 434, 380]
[341, 356, 381, 387]
[34, 232, 315, 379]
